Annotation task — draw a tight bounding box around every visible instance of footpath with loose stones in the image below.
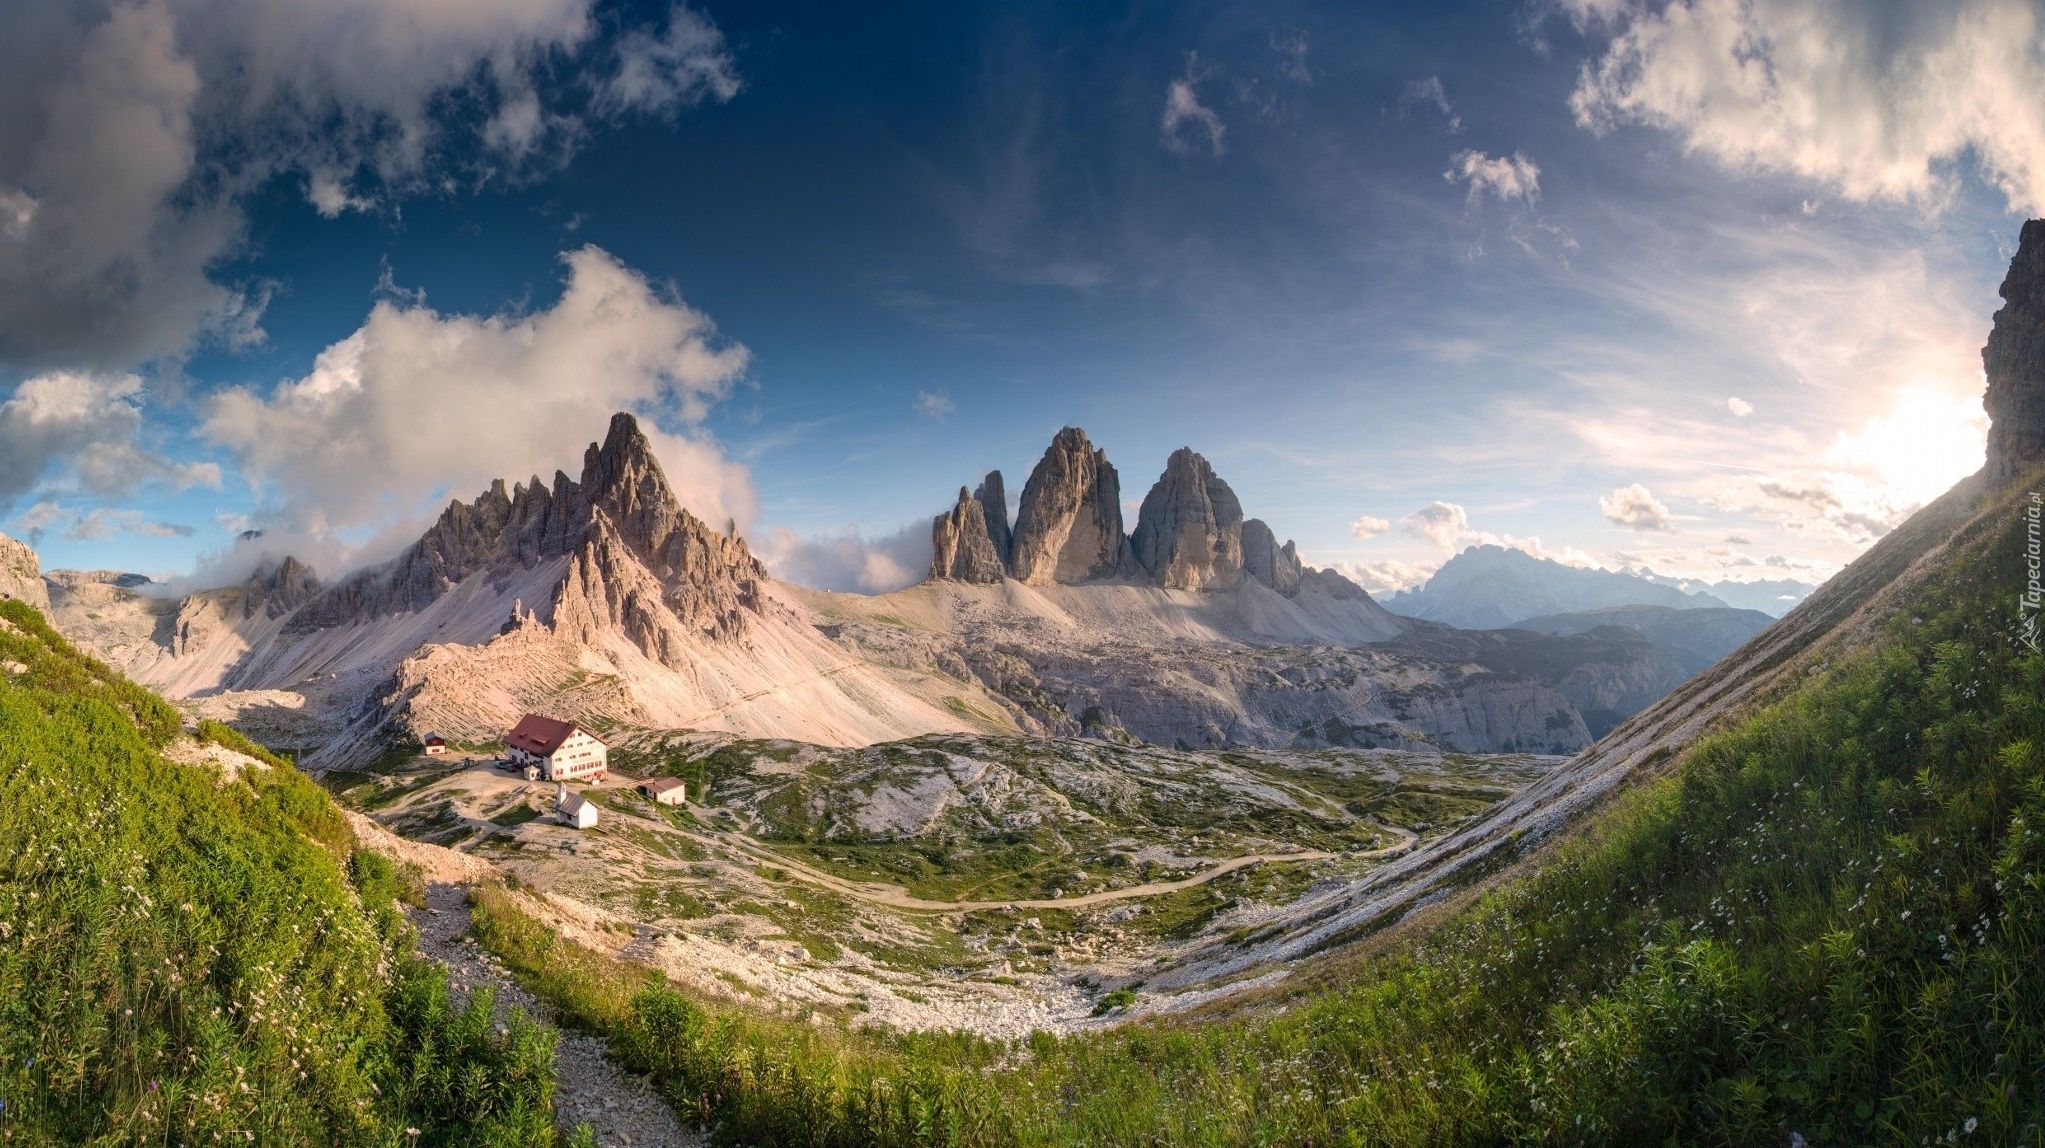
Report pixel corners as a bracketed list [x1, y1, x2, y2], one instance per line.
[406, 882, 702, 1148]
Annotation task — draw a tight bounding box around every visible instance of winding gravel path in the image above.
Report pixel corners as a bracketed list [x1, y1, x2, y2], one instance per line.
[700, 824, 1417, 911]
[407, 882, 702, 1148]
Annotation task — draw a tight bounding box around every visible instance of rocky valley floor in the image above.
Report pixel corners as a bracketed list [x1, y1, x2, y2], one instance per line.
[326, 732, 1565, 1034]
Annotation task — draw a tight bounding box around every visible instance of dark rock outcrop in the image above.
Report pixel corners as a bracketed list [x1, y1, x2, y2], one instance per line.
[1009, 427, 1138, 585]
[930, 487, 1007, 583]
[1240, 518, 1303, 596]
[974, 471, 1011, 568]
[1985, 218, 2045, 484]
[242, 556, 320, 619]
[289, 412, 767, 658]
[1130, 448, 1245, 590]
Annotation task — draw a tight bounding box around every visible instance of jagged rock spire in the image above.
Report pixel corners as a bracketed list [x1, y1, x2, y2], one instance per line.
[930, 487, 1007, 583]
[0, 530, 49, 612]
[1010, 427, 1139, 585]
[1987, 218, 2045, 484]
[1131, 448, 1245, 591]
[974, 471, 1011, 568]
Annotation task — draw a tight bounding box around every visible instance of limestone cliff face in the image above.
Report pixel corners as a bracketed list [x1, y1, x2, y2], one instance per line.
[1986, 218, 2045, 484]
[930, 487, 1007, 584]
[974, 471, 1011, 568]
[289, 412, 768, 663]
[1240, 519, 1302, 596]
[1130, 448, 1245, 591]
[0, 530, 49, 613]
[1009, 427, 1139, 585]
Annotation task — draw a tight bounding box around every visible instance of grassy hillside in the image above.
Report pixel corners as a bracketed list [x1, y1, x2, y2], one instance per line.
[468, 473, 2045, 1147]
[0, 599, 565, 1145]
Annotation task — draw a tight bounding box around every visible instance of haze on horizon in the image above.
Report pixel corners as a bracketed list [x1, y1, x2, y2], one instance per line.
[0, 0, 2038, 601]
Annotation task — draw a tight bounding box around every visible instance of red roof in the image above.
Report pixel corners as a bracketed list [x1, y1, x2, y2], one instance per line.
[508, 714, 577, 756]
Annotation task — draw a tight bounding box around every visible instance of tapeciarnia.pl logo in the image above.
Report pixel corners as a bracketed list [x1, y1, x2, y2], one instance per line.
[2023, 491, 2042, 654]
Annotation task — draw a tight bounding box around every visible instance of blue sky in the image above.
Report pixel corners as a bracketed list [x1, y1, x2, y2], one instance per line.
[1, 0, 2039, 594]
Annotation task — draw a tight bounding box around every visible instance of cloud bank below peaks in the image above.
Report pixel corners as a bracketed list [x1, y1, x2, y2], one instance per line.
[201, 246, 756, 571]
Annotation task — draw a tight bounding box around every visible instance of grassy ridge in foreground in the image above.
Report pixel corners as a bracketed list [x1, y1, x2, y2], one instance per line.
[471, 478, 2045, 1146]
[0, 599, 565, 1145]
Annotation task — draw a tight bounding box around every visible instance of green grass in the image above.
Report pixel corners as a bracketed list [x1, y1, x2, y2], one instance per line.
[459, 477, 2045, 1146]
[0, 599, 568, 1145]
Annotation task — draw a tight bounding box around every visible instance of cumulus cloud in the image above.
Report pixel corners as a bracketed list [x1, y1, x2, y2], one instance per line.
[1600, 482, 1675, 530]
[753, 521, 931, 594]
[1402, 501, 1477, 549]
[201, 246, 755, 561]
[0, 369, 216, 511]
[915, 389, 956, 421]
[1161, 56, 1226, 157]
[1401, 499, 1555, 558]
[1444, 149, 1540, 204]
[1569, 0, 2045, 213]
[1348, 514, 1391, 540]
[0, 0, 738, 370]
[1727, 396, 1754, 416]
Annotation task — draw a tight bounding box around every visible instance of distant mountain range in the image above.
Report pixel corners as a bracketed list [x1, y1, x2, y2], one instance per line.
[1383, 545, 1818, 630]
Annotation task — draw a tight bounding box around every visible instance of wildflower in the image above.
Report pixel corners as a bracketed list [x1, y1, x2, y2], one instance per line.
[1966, 1118, 1979, 1134]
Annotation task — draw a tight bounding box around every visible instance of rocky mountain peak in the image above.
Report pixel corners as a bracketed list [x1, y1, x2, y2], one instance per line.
[1985, 217, 2045, 484]
[1131, 447, 1245, 591]
[288, 410, 767, 654]
[930, 486, 1007, 583]
[242, 555, 321, 619]
[1010, 427, 1138, 585]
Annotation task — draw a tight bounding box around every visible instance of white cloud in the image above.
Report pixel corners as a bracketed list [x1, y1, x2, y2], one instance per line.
[1599, 482, 1674, 530]
[1402, 76, 1460, 131]
[1444, 149, 1540, 204]
[1271, 30, 1312, 84]
[1727, 396, 1754, 416]
[1570, 0, 2045, 214]
[914, 389, 956, 421]
[1160, 56, 1226, 157]
[1337, 558, 1438, 595]
[10, 500, 66, 543]
[201, 246, 756, 561]
[0, 0, 739, 371]
[0, 369, 214, 509]
[1400, 499, 1554, 557]
[1348, 514, 1391, 539]
[601, 4, 741, 116]
[754, 521, 930, 594]
[62, 506, 194, 541]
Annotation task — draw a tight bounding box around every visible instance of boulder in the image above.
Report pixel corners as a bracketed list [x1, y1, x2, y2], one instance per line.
[1010, 428, 1139, 584]
[1130, 448, 1245, 590]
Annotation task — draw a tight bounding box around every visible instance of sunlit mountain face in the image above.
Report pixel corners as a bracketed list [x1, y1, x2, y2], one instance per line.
[0, 0, 2033, 602]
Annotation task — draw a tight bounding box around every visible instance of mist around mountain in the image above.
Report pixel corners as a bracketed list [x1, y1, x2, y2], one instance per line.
[1621, 569, 1819, 615]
